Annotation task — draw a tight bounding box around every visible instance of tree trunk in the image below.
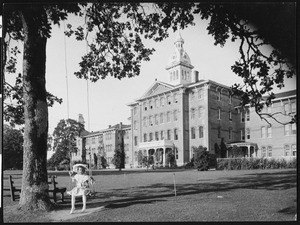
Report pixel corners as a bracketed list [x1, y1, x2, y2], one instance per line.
[18, 6, 53, 211]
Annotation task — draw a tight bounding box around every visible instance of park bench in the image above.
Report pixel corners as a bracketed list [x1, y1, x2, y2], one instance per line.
[4, 175, 22, 201]
[47, 175, 67, 203]
[4, 175, 66, 203]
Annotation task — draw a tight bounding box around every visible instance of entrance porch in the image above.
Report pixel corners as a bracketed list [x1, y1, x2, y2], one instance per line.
[226, 142, 258, 158]
[138, 140, 174, 167]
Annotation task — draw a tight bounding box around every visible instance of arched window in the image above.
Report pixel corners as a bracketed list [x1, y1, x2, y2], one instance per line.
[199, 126, 203, 138]
[191, 127, 196, 139]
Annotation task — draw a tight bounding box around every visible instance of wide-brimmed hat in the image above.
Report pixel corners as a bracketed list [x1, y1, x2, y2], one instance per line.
[72, 163, 88, 172]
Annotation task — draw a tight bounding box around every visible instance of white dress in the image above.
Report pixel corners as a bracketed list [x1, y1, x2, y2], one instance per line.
[67, 174, 93, 196]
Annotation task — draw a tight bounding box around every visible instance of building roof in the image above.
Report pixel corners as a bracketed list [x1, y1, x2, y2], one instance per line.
[79, 129, 91, 137]
[80, 123, 130, 138]
[273, 90, 296, 99]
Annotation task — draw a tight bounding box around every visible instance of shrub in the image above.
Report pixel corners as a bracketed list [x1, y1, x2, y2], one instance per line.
[217, 157, 297, 170]
[193, 146, 209, 171]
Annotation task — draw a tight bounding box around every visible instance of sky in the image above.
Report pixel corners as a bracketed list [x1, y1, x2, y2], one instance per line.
[4, 5, 296, 135]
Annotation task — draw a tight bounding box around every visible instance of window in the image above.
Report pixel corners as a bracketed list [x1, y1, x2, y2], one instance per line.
[160, 130, 164, 140]
[291, 123, 296, 134]
[217, 90, 221, 101]
[149, 100, 153, 109]
[133, 106, 137, 115]
[267, 146, 272, 157]
[149, 115, 153, 126]
[291, 102, 296, 113]
[174, 129, 178, 140]
[134, 136, 138, 146]
[229, 111, 232, 121]
[149, 133, 153, 141]
[143, 102, 147, 111]
[143, 133, 147, 142]
[175, 148, 179, 159]
[284, 124, 290, 136]
[167, 111, 171, 122]
[246, 109, 250, 121]
[155, 114, 159, 125]
[218, 127, 221, 138]
[284, 103, 290, 114]
[155, 98, 159, 108]
[155, 131, 159, 141]
[191, 127, 196, 139]
[167, 130, 171, 140]
[160, 113, 164, 124]
[160, 97, 165, 106]
[143, 117, 147, 127]
[218, 108, 221, 120]
[199, 126, 203, 138]
[167, 95, 171, 105]
[198, 107, 203, 118]
[292, 144, 296, 156]
[198, 89, 203, 99]
[261, 126, 266, 138]
[190, 91, 195, 100]
[267, 126, 272, 138]
[261, 146, 266, 157]
[241, 111, 245, 123]
[173, 110, 178, 121]
[134, 121, 137, 130]
[241, 129, 245, 140]
[191, 108, 195, 120]
[228, 128, 232, 140]
[246, 128, 250, 139]
[229, 94, 232, 104]
[284, 145, 290, 156]
[173, 93, 178, 103]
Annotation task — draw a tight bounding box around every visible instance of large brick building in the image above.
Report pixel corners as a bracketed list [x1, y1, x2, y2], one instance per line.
[72, 114, 132, 168]
[73, 33, 296, 168]
[245, 90, 297, 158]
[127, 32, 246, 166]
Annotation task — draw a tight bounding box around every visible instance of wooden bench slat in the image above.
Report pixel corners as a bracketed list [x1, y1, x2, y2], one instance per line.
[8, 175, 66, 203]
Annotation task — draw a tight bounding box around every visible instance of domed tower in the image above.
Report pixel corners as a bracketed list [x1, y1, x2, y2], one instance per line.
[166, 31, 194, 86]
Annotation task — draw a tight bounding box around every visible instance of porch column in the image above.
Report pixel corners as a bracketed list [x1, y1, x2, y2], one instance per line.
[247, 146, 250, 157]
[163, 148, 166, 167]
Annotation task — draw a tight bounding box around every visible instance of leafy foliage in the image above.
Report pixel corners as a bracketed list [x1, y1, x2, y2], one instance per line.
[165, 151, 176, 167]
[112, 149, 125, 170]
[194, 3, 296, 124]
[66, 2, 195, 82]
[112, 134, 125, 170]
[228, 146, 245, 158]
[217, 157, 296, 170]
[48, 118, 84, 169]
[3, 125, 24, 170]
[192, 145, 210, 171]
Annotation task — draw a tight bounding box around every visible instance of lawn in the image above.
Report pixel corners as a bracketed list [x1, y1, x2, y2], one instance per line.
[2, 168, 297, 222]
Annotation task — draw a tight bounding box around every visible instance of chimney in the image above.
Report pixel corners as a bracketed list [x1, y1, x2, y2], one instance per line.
[119, 122, 123, 129]
[78, 114, 85, 125]
[108, 125, 111, 128]
[193, 70, 199, 83]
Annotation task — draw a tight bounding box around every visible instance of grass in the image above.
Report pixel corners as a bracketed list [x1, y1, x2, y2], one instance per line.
[2, 168, 297, 222]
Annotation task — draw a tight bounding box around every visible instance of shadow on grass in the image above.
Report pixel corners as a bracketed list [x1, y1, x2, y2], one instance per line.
[53, 169, 296, 214]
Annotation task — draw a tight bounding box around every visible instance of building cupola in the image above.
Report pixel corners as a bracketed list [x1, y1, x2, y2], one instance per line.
[166, 31, 194, 86]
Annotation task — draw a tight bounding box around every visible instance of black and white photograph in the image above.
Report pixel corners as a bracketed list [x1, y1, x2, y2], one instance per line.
[1, 1, 297, 222]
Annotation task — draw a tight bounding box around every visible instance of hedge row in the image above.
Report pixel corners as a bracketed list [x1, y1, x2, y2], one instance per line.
[216, 157, 297, 170]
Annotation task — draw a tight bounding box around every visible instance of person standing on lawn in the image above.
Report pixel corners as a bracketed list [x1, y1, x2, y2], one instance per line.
[67, 164, 95, 214]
